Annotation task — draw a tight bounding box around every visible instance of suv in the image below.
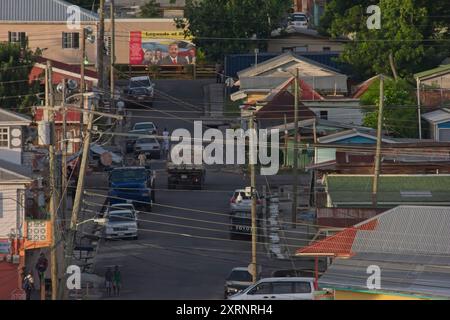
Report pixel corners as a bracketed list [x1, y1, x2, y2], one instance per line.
[124, 76, 155, 107]
[288, 12, 309, 29]
[103, 210, 138, 240]
[228, 277, 316, 300]
[224, 267, 255, 298]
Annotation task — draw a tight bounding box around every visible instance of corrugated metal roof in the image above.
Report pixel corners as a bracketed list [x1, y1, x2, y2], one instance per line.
[0, 108, 31, 123]
[0, 158, 32, 180]
[415, 64, 450, 80]
[0, 0, 98, 22]
[325, 175, 450, 206]
[422, 108, 450, 123]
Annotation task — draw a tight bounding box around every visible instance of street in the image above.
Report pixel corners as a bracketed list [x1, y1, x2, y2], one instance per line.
[91, 80, 297, 299]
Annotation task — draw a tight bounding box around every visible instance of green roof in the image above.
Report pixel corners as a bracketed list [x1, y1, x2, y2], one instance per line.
[325, 175, 450, 206]
[415, 64, 450, 80]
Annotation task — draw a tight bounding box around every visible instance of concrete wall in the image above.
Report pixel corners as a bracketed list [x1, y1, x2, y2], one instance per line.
[0, 22, 98, 65]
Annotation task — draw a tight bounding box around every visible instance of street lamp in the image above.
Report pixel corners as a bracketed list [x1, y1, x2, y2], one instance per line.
[277, 67, 300, 228]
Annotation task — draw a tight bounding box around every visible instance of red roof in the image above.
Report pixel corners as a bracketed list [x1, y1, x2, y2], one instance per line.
[297, 219, 378, 257]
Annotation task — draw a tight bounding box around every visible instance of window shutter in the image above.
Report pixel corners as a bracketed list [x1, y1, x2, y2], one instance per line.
[8, 31, 11, 43]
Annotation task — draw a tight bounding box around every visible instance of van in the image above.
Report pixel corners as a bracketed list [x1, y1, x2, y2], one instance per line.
[227, 277, 316, 300]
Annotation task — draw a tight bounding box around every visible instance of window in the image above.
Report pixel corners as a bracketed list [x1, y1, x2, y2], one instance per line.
[272, 282, 294, 294]
[294, 281, 312, 293]
[323, 47, 331, 51]
[62, 32, 80, 49]
[0, 127, 9, 147]
[248, 283, 272, 295]
[8, 32, 26, 47]
[320, 111, 328, 120]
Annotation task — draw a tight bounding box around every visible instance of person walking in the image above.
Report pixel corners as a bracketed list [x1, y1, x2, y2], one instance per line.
[104, 267, 113, 297]
[35, 252, 48, 286]
[162, 128, 170, 159]
[23, 271, 34, 300]
[112, 265, 122, 297]
[138, 152, 147, 167]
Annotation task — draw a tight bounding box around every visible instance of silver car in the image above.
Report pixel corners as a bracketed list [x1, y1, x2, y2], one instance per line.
[134, 136, 161, 159]
[229, 189, 262, 213]
[224, 267, 255, 298]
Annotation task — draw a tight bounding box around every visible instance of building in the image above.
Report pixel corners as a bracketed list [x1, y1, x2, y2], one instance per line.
[422, 108, 450, 141]
[236, 51, 348, 96]
[268, 29, 344, 54]
[297, 206, 450, 300]
[415, 61, 450, 108]
[0, 0, 99, 66]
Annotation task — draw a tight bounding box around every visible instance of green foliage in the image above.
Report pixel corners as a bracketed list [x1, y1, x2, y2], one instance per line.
[178, 0, 292, 62]
[320, 0, 450, 80]
[0, 43, 41, 114]
[361, 78, 418, 138]
[140, 0, 162, 18]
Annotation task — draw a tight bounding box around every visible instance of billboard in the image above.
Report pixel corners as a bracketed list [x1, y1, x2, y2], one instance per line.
[129, 31, 196, 66]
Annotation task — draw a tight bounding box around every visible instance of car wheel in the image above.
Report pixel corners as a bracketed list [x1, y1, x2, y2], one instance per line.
[132, 236, 138, 240]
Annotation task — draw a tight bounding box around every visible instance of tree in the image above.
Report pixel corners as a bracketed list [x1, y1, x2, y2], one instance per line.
[140, 0, 162, 18]
[319, 0, 450, 80]
[0, 43, 41, 114]
[361, 78, 418, 138]
[177, 0, 292, 62]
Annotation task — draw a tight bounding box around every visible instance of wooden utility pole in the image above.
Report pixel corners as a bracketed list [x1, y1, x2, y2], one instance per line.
[291, 68, 300, 228]
[61, 79, 68, 230]
[249, 113, 257, 283]
[61, 98, 96, 300]
[110, 0, 116, 114]
[372, 75, 384, 207]
[98, 0, 105, 92]
[47, 61, 58, 300]
[80, 28, 86, 131]
[284, 113, 288, 167]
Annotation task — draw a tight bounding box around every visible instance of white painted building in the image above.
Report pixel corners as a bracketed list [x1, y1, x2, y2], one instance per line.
[0, 108, 32, 165]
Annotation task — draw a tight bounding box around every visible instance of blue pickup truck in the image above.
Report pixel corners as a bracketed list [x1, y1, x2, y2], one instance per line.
[108, 167, 155, 211]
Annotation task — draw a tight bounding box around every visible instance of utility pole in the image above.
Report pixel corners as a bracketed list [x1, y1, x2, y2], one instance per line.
[80, 28, 86, 132]
[98, 0, 105, 92]
[249, 113, 257, 284]
[110, 0, 116, 115]
[47, 61, 58, 300]
[416, 77, 422, 140]
[61, 79, 68, 230]
[291, 68, 300, 228]
[372, 75, 384, 207]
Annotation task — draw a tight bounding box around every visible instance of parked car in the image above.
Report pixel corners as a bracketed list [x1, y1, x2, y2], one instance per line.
[229, 189, 262, 213]
[124, 76, 155, 107]
[288, 12, 309, 29]
[228, 277, 316, 300]
[224, 267, 256, 298]
[134, 136, 161, 159]
[103, 210, 138, 240]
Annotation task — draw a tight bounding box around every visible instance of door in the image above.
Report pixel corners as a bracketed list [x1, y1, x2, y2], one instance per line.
[244, 282, 273, 300]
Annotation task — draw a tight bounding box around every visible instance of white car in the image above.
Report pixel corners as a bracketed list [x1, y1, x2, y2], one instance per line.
[109, 203, 139, 225]
[289, 12, 309, 29]
[229, 189, 262, 213]
[134, 136, 161, 159]
[132, 122, 158, 135]
[228, 277, 316, 300]
[104, 210, 138, 240]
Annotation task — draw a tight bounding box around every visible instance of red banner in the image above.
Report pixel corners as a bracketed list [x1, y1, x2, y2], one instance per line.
[129, 31, 144, 65]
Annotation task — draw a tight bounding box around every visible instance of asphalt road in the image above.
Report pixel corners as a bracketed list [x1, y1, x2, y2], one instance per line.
[92, 80, 297, 299]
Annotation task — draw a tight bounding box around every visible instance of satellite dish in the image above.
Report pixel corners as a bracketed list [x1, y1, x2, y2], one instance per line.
[56, 83, 64, 93]
[67, 79, 78, 90]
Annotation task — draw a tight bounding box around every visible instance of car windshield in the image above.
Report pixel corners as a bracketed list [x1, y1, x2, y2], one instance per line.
[109, 212, 134, 222]
[228, 270, 252, 282]
[112, 205, 134, 211]
[130, 79, 151, 88]
[137, 138, 158, 144]
[234, 192, 251, 200]
[111, 169, 146, 181]
[134, 123, 155, 130]
[293, 15, 306, 21]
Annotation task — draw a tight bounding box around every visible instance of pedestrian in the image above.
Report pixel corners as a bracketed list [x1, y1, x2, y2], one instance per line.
[215, 62, 223, 83]
[35, 253, 48, 284]
[138, 152, 147, 167]
[112, 265, 122, 296]
[162, 128, 170, 159]
[105, 267, 113, 297]
[23, 271, 34, 300]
